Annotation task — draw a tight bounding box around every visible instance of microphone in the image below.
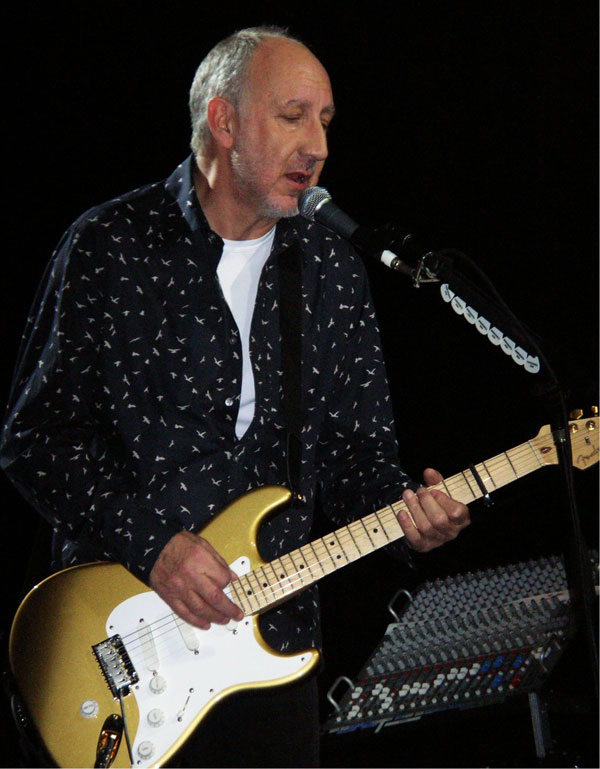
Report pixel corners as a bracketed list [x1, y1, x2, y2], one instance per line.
[298, 186, 415, 276]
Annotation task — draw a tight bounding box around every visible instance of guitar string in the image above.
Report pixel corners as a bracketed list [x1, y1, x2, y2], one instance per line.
[119, 439, 546, 655]
[117, 437, 562, 653]
[118, 432, 591, 656]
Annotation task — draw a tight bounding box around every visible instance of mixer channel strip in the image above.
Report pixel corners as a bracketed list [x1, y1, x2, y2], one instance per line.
[324, 554, 582, 734]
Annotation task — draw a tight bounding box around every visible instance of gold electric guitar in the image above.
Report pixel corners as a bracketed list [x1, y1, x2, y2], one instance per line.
[9, 415, 598, 768]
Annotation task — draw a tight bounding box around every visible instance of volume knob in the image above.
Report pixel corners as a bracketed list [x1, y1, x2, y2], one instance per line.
[149, 674, 167, 694]
[137, 741, 155, 760]
[147, 708, 165, 728]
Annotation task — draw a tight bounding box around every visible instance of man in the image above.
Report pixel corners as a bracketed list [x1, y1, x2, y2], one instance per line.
[1, 26, 469, 766]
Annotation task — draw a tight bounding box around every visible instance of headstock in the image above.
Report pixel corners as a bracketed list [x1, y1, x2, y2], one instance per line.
[532, 408, 599, 470]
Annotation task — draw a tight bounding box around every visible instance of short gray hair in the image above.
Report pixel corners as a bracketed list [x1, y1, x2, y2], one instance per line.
[189, 26, 297, 157]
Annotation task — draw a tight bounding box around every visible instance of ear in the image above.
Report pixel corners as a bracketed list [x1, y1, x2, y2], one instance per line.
[206, 97, 237, 150]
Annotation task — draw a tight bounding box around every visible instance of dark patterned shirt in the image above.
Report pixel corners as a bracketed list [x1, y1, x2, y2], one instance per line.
[1, 156, 415, 651]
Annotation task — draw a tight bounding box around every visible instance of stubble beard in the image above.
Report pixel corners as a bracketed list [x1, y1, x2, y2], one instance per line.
[230, 144, 299, 221]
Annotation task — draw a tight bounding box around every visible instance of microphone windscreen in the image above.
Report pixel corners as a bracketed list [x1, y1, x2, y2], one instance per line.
[298, 186, 331, 221]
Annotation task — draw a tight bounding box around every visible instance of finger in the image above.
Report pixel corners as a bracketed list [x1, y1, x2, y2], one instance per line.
[167, 573, 243, 628]
[396, 490, 441, 551]
[150, 533, 244, 626]
[170, 596, 214, 631]
[422, 488, 471, 529]
[192, 573, 245, 623]
[399, 489, 464, 552]
[407, 488, 452, 541]
[420, 469, 470, 528]
[196, 537, 238, 587]
[422, 467, 443, 487]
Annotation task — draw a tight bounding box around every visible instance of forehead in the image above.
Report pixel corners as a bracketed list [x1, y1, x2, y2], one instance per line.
[244, 38, 334, 111]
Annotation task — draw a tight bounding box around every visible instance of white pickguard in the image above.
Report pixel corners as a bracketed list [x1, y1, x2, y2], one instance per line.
[105, 556, 313, 767]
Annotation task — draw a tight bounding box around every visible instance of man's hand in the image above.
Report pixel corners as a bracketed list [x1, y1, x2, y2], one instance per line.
[149, 531, 244, 630]
[397, 467, 470, 552]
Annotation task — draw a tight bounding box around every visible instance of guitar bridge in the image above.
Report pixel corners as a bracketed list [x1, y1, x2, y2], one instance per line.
[92, 635, 139, 699]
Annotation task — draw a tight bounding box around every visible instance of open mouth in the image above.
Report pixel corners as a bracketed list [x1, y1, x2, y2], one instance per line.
[285, 172, 311, 188]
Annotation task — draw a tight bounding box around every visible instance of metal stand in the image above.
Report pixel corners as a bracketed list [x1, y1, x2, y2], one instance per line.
[528, 691, 552, 759]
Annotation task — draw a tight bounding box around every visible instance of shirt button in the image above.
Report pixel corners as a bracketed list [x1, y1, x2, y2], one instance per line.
[225, 397, 234, 407]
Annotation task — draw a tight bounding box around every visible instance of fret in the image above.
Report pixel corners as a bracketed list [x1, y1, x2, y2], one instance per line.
[488, 452, 522, 487]
[231, 422, 596, 618]
[238, 575, 261, 612]
[503, 450, 519, 479]
[313, 535, 339, 572]
[357, 517, 376, 549]
[270, 556, 295, 593]
[365, 513, 393, 549]
[460, 469, 478, 500]
[440, 477, 452, 497]
[287, 550, 308, 585]
[345, 521, 365, 556]
[332, 530, 350, 562]
[345, 519, 368, 553]
[333, 526, 362, 561]
[255, 564, 277, 602]
[381, 505, 404, 537]
[279, 553, 301, 589]
[472, 461, 492, 489]
[246, 569, 267, 606]
[266, 561, 288, 601]
[373, 510, 391, 543]
[322, 531, 350, 568]
[306, 541, 327, 577]
[481, 460, 496, 487]
[527, 439, 545, 468]
[229, 578, 253, 614]
[240, 572, 259, 607]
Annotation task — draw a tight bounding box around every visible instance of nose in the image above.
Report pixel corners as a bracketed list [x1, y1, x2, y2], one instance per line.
[300, 116, 329, 163]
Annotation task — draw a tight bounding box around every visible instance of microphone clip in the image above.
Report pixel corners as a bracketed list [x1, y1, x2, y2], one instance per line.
[410, 251, 441, 288]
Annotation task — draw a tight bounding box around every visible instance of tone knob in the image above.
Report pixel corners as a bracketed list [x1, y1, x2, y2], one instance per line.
[137, 741, 155, 760]
[79, 699, 99, 719]
[147, 708, 165, 727]
[149, 674, 167, 694]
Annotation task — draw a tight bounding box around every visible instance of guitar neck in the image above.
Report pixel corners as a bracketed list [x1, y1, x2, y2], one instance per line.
[227, 427, 569, 616]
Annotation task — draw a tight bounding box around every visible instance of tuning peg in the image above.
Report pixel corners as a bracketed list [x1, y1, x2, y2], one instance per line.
[569, 408, 583, 419]
[591, 406, 598, 417]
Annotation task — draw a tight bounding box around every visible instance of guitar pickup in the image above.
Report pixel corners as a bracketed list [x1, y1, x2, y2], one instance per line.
[92, 635, 139, 699]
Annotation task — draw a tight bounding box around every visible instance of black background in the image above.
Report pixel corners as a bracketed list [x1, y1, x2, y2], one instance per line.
[2, 2, 598, 766]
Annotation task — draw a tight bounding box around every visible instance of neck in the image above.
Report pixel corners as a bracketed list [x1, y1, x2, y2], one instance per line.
[193, 158, 278, 241]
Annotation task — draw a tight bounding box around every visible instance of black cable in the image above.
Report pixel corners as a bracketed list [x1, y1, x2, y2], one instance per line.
[118, 690, 134, 765]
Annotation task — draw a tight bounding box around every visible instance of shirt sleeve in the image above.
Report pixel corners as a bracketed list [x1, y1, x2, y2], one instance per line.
[0, 222, 181, 582]
[313, 259, 419, 559]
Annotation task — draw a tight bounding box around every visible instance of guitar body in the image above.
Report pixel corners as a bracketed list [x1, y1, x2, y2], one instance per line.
[9, 414, 598, 767]
[9, 486, 320, 768]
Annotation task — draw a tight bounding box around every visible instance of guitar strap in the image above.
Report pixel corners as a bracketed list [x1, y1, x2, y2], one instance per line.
[277, 244, 303, 500]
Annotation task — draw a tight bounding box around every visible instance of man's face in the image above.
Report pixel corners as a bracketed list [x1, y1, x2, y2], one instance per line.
[229, 38, 335, 221]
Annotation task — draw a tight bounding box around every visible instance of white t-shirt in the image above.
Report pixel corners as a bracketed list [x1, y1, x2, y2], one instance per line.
[217, 227, 276, 439]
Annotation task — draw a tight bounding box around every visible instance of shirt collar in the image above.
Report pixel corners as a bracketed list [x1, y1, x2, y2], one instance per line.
[164, 155, 210, 235]
[164, 155, 304, 256]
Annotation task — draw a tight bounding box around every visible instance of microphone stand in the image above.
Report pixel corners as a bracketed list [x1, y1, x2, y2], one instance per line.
[389, 246, 598, 701]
